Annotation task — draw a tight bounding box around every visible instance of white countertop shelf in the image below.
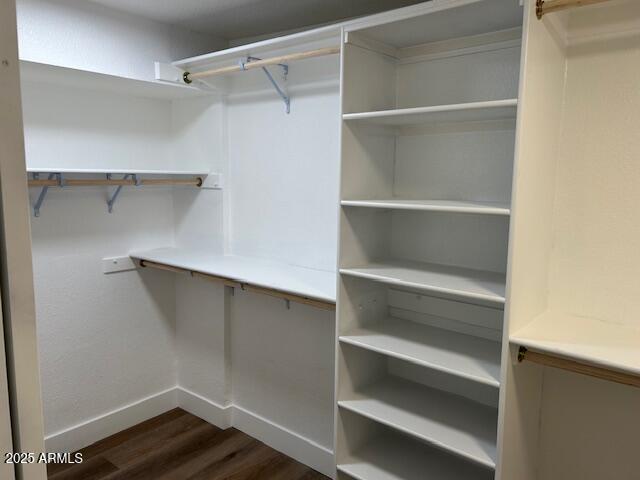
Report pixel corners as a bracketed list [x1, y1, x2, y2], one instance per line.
[340, 260, 505, 304]
[342, 99, 517, 126]
[337, 431, 494, 480]
[341, 199, 511, 216]
[338, 377, 498, 469]
[340, 319, 501, 387]
[510, 311, 640, 377]
[130, 247, 336, 303]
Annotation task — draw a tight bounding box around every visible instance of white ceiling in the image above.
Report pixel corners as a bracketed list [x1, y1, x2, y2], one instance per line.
[88, 0, 425, 40]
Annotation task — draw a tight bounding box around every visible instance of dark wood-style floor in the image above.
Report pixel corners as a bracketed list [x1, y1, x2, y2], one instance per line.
[47, 408, 328, 480]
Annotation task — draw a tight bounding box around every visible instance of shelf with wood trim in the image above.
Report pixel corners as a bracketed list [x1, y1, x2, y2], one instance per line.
[130, 247, 336, 310]
[511, 310, 640, 386]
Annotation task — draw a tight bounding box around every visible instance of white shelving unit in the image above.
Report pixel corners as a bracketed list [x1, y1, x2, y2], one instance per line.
[335, 0, 523, 477]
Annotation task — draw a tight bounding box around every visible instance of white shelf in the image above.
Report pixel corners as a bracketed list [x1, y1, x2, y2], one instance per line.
[340, 260, 505, 304]
[20, 61, 213, 100]
[340, 319, 501, 387]
[342, 99, 517, 126]
[510, 310, 640, 377]
[26, 168, 210, 176]
[343, 0, 523, 50]
[341, 199, 510, 216]
[338, 377, 498, 469]
[338, 432, 494, 480]
[173, 24, 341, 71]
[130, 247, 336, 303]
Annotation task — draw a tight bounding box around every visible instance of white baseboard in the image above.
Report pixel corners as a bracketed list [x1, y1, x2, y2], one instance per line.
[232, 405, 335, 477]
[45, 387, 334, 478]
[44, 387, 177, 453]
[176, 387, 232, 429]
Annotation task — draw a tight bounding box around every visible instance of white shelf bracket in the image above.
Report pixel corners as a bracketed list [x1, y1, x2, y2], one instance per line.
[33, 172, 62, 217]
[242, 56, 290, 114]
[107, 173, 139, 213]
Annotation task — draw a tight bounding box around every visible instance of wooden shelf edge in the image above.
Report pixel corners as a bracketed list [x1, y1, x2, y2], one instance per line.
[137, 258, 336, 311]
[516, 346, 640, 388]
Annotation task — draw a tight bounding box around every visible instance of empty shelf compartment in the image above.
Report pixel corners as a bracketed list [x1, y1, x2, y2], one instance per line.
[338, 376, 498, 468]
[340, 319, 501, 387]
[340, 260, 505, 304]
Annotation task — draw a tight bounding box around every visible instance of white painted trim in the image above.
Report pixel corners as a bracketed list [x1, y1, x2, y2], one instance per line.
[176, 387, 232, 429]
[44, 388, 177, 453]
[232, 405, 335, 478]
[45, 387, 335, 478]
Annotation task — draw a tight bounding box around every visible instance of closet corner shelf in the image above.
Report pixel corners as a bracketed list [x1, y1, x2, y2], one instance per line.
[337, 432, 494, 480]
[342, 99, 518, 126]
[340, 260, 506, 305]
[340, 319, 501, 387]
[341, 199, 510, 216]
[129, 247, 337, 307]
[20, 60, 213, 100]
[510, 311, 640, 379]
[338, 376, 498, 469]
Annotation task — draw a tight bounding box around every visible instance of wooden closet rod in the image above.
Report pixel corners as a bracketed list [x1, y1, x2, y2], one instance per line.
[536, 0, 612, 19]
[28, 177, 203, 187]
[518, 347, 640, 388]
[183, 46, 340, 84]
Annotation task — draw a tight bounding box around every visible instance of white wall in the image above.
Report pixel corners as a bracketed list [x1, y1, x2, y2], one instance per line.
[30, 186, 177, 441]
[226, 57, 341, 271]
[16, 0, 227, 82]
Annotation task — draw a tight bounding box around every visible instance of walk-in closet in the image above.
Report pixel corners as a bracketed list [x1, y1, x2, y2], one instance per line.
[0, 0, 638, 479]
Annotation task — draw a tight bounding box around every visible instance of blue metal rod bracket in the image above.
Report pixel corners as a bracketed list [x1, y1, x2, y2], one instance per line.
[33, 172, 61, 217]
[107, 173, 137, 213]
[241, 56, 290, 114]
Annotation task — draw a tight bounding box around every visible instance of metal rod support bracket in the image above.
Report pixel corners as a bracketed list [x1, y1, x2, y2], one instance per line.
[107, 173, 137, 213]
[33, 172, 61, 217]
[242, 56, 290, 114]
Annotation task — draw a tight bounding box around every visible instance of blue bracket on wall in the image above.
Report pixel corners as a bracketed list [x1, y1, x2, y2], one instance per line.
[33, 172, 63, 217]
[107, 173, 139, 213]
[240, 56, 290, 114]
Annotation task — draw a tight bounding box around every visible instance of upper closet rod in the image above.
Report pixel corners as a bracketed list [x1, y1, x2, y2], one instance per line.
[28, 177, 202, 187]
[536, 0, 613, 19]
[182, 46, 340, 84]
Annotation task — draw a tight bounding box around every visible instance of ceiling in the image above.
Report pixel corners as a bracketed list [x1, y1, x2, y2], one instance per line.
[88, 0, 426, 40]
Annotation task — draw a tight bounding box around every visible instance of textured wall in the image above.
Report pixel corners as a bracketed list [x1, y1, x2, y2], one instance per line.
[16, 0, 226, 82]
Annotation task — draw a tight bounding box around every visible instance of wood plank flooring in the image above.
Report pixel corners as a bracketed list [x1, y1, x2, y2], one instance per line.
[47, 408, 328, 480]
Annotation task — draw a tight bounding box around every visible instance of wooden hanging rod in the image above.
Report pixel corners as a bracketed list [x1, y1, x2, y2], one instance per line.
[28, 177, 203, 187]
[139, 259, 336, 311]
[183, 46, 340, 84]
[518, 347, 640, 388]
[536, 0, 613, 19]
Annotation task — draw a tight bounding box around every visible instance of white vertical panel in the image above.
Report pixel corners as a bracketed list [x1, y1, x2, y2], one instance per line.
[0, 0, 46, 477]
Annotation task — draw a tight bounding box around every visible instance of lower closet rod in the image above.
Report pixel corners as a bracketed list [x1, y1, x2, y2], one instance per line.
[518, 347, 640, 388]
[28, 177, 203, 187]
